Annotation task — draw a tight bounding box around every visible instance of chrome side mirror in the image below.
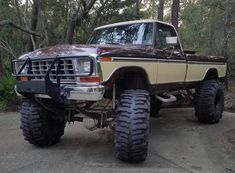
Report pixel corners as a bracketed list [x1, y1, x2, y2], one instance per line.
[166, 36, 178, 45]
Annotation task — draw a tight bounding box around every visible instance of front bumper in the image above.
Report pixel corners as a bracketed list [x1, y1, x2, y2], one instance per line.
[13, 55, 104, 102]
[16, 84, 105, 101]
[62, 85, 105, 101]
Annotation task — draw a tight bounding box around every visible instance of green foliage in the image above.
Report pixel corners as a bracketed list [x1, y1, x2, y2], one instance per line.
[0, 75, 19, 110]
[178, 0, 235, 78]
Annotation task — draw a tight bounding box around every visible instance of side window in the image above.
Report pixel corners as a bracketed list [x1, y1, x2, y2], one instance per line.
[142, 23, 153, 45]
[156, 23, 179, 50]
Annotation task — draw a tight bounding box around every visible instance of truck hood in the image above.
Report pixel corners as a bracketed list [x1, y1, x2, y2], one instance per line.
[18, 44, 155, 59]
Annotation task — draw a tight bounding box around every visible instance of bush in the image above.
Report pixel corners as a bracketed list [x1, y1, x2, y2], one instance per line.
[0, 75, 19, 110]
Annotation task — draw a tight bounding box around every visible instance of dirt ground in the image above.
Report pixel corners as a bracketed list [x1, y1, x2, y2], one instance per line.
[0, 108, 235, 173]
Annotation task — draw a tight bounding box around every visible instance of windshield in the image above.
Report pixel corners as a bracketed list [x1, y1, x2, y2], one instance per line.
[87, 23, 153, 45]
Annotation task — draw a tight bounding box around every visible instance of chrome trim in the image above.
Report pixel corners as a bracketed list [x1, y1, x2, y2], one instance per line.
[16, 54, 99, 84]
[35, 94, 51, 99]
[187, 61, 226, 65]
[156, 94, 177, 103]
[96, 61, 103, 81]
[14, 85, 23, 97]
[62, 85, 105, 101]
[32, 85, 105, 101]
[95, 19, 176, 30]
[31, 58, 76, 82]
[112, 57, 186, 63]
[112, 57, 226, 65]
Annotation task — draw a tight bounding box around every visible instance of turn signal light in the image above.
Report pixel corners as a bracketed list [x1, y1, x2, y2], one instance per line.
[20, 76, 28, 81]
[80, 77, 102, 83]
[99, 57, 113, 62]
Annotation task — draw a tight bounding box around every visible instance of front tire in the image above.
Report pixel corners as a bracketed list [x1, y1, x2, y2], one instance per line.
[115, 90, 150, 162]
[194, 80, 224, 124]
[20, 99, 65, 147]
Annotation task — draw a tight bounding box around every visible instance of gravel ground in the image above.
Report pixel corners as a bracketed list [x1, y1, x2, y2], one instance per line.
[0, 108, 235, 173]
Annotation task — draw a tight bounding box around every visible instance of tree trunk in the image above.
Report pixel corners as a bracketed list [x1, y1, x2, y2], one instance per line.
[223, 0, 230, 89]
[28, 0, 39, 51]
[14, 0, 24, 53]
[209, 9, 215, 55]
[136, 0, 140, 18]
[151, 0, 156, 19]
[65, 0, 96, 44]
[223, 0, 229, 60]
[65, 14, 77, 44]
[171, 0, 180, 31]
[158, 0, 164, 21]
[38, 0, 49, 48]
[0, 49, 3, 76]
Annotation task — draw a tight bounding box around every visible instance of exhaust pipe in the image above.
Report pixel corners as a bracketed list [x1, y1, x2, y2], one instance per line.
[156, 94, 177, 103]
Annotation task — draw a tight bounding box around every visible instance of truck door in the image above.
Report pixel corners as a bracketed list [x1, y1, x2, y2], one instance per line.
[154, 23, 187, 89]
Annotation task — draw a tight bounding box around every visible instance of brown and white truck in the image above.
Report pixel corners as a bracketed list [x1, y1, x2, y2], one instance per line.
[13, 20, 227, 162]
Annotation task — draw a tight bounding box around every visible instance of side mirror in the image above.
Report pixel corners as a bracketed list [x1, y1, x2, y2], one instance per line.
[166, 36, 178, 45]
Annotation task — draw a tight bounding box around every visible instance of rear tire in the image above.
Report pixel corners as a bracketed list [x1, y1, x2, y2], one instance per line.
[20, 99, 65, 147]
[115, 90, 150, 162]
[194, 80, 224, 124]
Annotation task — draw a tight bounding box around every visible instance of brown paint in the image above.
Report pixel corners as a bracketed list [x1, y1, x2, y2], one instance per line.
[18, 43, 226, 64]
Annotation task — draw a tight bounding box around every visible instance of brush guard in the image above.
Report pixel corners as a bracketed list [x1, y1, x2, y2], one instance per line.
[12, 56, 101, 103]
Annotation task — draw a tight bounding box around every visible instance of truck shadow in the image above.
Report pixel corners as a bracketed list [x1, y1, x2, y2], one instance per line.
[28, 108, 234, 172]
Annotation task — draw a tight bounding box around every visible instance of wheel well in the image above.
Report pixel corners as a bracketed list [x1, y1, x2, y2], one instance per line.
[116, 71, 148, 90]
[103, 67, 150, 98]
[204, 68, 219, 80]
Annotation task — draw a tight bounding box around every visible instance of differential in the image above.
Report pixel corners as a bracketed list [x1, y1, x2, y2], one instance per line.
[83, 118, 98, 131]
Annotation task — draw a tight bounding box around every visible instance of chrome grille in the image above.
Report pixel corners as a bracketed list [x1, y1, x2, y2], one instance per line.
[31, 59, 76, 82]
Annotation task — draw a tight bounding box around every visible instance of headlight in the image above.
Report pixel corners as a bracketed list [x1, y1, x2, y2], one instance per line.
[14, 61, 28, 74]
[77, 59, 91, 74]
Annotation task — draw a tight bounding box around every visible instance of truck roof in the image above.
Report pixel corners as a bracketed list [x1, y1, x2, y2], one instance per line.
[94, 19, 175, 30]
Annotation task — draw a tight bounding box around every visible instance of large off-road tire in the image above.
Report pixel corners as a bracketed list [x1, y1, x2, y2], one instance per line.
[20, 99, 65, 147]
[115, 90, 150, 162]
[150, 96, 162, 117]
[195, 80, 224, 124]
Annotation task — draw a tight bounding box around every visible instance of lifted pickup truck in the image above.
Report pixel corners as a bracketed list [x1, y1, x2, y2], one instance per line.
[13, 20, 227, 162]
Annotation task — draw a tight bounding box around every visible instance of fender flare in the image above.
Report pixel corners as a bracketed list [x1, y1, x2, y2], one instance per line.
[203, 68, 219, 80]
[102, 66, 151, 88]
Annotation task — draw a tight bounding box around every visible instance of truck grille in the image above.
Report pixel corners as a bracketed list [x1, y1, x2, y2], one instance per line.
[31, 59, 76, 82]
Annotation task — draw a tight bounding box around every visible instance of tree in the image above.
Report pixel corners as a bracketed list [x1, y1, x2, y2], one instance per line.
[136, 0, 140, 17]
[28, 0, 39, 51]
[158, 0, 164, 21]
[65, 0, 96, 44]
[223, 0, 229, 60]
[171, 0, 180, 30]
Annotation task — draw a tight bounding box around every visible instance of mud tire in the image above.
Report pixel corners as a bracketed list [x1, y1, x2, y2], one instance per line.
[20, 99, 65, 147]
[115, 90, 150, 162]
[195, 80, 224, 124]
